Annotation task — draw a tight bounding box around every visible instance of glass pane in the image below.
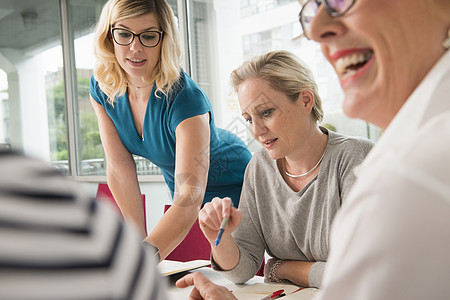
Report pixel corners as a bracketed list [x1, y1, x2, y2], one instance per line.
[69, 0, 107, 176]
[187, 0, 381, 153]
[0, 0, 69, 173]
[45, 45, 69, 175]
[167, 0, 178, 18]
[0, 69, 9, 149]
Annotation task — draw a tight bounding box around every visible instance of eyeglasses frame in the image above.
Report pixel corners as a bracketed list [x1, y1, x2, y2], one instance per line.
[299, 0, 356, 39]
[111, 27, 163, 48]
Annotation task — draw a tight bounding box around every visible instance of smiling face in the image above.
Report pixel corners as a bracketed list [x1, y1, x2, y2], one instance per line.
[238, 77, 315, 160]
[112, 13, 162, 86]
[308, 0, 449, 129]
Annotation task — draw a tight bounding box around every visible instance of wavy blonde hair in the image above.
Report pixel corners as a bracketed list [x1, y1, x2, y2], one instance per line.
[230, 50, 323, 123]
[93, 0, 182, 105]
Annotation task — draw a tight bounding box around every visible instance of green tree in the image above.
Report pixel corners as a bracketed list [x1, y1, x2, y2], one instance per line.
[47, 76, 104, 165]
[47, 80, 68, 161]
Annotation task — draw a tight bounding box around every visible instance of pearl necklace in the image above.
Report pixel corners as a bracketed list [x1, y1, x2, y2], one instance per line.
[284, 149, 326, 178]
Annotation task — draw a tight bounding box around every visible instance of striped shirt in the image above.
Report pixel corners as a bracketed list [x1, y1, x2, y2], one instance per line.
[0, 151, 167, 299]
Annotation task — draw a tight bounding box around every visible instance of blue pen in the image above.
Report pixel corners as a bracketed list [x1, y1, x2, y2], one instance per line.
[214, 215, 230, 247]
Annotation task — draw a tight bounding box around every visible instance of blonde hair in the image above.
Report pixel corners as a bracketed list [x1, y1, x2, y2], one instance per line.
[231, 50, 323, 123]
[93, 0, 182, 105]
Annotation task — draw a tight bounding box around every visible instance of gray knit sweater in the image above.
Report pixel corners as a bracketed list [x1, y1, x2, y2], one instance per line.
[214, 128, 374, 288]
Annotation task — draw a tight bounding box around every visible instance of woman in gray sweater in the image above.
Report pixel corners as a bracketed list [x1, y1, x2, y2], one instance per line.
[198, 50, 374, 288]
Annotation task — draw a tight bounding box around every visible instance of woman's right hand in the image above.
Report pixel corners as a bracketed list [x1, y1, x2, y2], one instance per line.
[198, 197, 242, 245]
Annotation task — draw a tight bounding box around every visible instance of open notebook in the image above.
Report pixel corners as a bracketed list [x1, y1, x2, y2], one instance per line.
[158, 259, 211, 276]
[158, 259, 211, 285]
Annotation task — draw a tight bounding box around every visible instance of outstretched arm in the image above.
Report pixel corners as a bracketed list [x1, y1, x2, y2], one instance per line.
[144, 113, 210, 260]
[90, 96, 147, 237]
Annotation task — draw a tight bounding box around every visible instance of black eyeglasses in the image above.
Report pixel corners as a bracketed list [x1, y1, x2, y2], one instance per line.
[111, 28, 163, 48]
[299, 0, 356, 39]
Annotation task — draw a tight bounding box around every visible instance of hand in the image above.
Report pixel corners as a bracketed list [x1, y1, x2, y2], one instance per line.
[198, 197, 242, 245]
[176, 272, 237, 300]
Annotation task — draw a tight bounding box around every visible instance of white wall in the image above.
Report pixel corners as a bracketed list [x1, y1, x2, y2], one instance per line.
[1, 49, 51, 161]
[17, 56, 50, 160]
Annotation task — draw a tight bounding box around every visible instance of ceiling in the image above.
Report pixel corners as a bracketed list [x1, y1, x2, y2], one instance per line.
[0, 0, 104, 53]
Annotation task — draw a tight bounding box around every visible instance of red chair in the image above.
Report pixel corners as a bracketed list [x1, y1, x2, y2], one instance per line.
[96, 183, 147, 234]
[164, 204, 264, 276]
[164, 204, 211, 262]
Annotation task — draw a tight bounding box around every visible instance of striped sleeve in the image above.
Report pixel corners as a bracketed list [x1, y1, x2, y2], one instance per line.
[0, 152, 167, 299]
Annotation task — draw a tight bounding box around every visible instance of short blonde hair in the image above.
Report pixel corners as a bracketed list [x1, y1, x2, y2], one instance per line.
[231, 50, 323, 123]
[93, 0, 182, 105]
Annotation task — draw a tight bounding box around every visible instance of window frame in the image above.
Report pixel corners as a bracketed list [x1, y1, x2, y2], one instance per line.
[51, 0, 380, 182]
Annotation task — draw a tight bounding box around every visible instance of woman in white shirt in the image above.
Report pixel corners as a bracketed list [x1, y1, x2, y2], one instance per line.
[299, 0, 450, 299]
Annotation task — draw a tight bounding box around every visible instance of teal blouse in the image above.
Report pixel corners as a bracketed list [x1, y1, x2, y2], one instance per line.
[89, 71, 251, 206]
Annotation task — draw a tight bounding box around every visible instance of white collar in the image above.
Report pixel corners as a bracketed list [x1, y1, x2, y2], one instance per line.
[360, 50, 450, 168]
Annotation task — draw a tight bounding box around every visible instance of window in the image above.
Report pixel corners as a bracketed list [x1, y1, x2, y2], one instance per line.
[0, 69, 8, 149]
[0, 0, 66, 166]
[0, 0, 380, 181]
[0, 0, 165, 179]
[186, 0, 381, 152]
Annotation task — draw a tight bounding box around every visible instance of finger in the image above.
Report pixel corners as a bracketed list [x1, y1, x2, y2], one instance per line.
[221, 197, 233, 218]
[176, 272, 196, 288]
[200, 202, 221, 229]
[211, 198, 226, 227]
[175, 274, 203, 300]
[198, 203, 213, 227]
[178, 271, 213, 287]
[176, 272, 212, 291]
[177, 272, 236, 300]
[229, 207, 242, 229]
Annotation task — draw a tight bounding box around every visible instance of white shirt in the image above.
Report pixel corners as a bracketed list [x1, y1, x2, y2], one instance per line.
[317, 50, 450, 300]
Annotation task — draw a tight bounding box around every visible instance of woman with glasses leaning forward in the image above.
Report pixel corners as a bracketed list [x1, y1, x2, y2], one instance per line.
[196, 50, 374, 289]
[89, 0, 251, 261]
